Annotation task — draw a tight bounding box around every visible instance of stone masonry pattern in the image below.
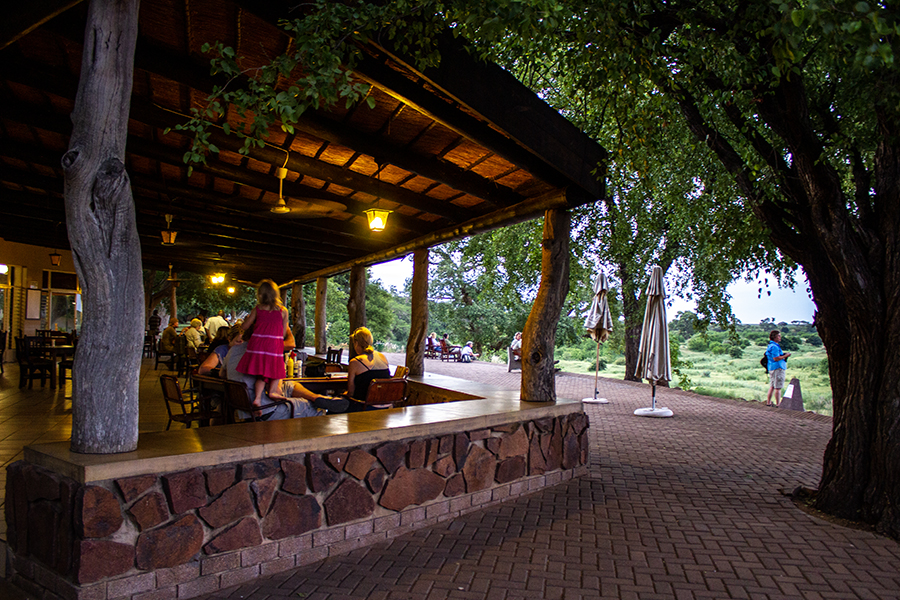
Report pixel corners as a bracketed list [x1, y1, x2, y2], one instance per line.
[4, 412, 588, 599]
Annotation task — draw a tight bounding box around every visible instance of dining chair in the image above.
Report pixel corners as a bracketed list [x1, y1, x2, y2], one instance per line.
[393, 365, 409, 379]
[159, 374, 219, 430]
[155, 339, 177, 371]
[364, 377, 408, 408]
[14, 336, 54, 388]
[326, 346, 343, 364]
[143, 333, 155, 358]
[222, 379, 294, 423]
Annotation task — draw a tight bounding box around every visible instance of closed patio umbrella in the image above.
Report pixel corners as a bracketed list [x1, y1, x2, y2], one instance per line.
[634, 265, 674, 418]
[583, 271, 613, 404]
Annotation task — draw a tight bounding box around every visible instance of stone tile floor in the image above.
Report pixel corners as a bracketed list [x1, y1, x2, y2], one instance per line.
[3, 354, 900, 599]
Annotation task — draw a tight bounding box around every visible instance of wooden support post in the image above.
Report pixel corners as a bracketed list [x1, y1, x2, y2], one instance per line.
[169, 278, 178, 322]
[406, 249, 429, 376]
[347, 264, 366, 346]
[291, 282, 306, 349]
[315, 276, 327, 354]
[521, 209, 570, 402]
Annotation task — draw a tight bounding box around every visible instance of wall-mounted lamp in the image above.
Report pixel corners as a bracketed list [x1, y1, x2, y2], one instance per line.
[364, 208, 392, 232]
[0, 264, 8, 274]
[210, 273, 226, 284]
[49, 250, 61, 266]
[227, 286, 236, 294]
[161, 214, 177, 245]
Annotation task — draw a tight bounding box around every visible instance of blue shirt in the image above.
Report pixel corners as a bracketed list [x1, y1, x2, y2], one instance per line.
[766, 341, 787, 371]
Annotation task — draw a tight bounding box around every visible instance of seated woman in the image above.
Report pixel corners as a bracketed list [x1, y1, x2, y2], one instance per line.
[198, 326, 241, 376]
[460, 341, 479, 363]
[510, 331, 523, 360]
[206, 325, 231, 354]
[184, 318, 204, 350]
[346, 327, 391, 409]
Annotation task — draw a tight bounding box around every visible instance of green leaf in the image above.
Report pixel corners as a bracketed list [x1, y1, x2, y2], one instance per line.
[790, 9, 804, 27]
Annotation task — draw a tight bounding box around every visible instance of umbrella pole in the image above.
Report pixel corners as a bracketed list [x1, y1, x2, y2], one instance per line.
[593, 341, 601, 400]
[651, 384, 657, 410]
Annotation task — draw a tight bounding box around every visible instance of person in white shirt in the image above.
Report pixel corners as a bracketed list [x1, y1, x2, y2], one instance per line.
[205, 310, 229, 340]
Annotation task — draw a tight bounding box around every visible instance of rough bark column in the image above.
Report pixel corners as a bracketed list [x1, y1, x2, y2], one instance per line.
[62, 0, 142, 453]
[406, 248, 429, 376]
[169, 279, 178, 321]
[291, 282, 306, 349]
[347, 264, 366, 346]
[314, 276, 327, 355]
[521, 209, 570, 402]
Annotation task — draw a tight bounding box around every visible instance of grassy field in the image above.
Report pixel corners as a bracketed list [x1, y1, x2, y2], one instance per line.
[555, 340, 833, 416]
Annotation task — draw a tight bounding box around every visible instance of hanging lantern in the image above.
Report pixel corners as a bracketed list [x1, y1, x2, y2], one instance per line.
[161, 214, 177, 245]
[364, 208, 392, 232]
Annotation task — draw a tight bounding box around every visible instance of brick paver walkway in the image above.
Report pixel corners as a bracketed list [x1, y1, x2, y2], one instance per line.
[199, 358, 900, 600]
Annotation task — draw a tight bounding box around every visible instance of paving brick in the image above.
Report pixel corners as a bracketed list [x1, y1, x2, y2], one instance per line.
[106, 572, 156, 598]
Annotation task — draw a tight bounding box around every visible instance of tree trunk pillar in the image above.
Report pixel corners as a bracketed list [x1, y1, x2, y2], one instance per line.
[521, 209, 570, 402]
[292, 282, 306, 349]
[347, 264, 366, 346]
[314, 276, 327, 354]
[62, 0, 141, 454]
[406, 249, 429, 376]
[169, 280, 178, 321]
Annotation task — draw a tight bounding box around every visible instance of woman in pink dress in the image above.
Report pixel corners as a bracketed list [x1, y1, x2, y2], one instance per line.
[237, 279, 289, 406]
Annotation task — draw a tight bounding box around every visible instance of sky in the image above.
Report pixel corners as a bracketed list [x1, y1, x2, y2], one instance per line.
[369, 257, 817, 325]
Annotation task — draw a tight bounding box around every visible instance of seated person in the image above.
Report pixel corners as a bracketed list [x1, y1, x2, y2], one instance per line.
[460, 341, 479, 363]
[159, 317, 179, 353]
[198, 326, 241, 376]
[206, 325, 231, 354]
[510, 331, 522, 360]
[205, 310, 229, 341]
[425, 332, 438, 356]
[224, 328, 348, 418]
[440, 333, 462, 359]
[184, 318, 204, 350]
[346, 327, 391, 407]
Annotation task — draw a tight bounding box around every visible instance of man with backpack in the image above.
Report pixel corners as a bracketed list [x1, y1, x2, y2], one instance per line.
[765, 330, 792, 407]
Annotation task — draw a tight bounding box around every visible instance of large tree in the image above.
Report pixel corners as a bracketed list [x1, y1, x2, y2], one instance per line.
[184, 0, 899, 536]
[63, 0, 142, 454]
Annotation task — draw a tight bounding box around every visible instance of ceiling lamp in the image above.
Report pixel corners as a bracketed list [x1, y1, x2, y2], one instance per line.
[272, 164, 291, 214]
[161, 214, 177, 245]
[49, 250, 61, 266]
[364, 208, 392, 232]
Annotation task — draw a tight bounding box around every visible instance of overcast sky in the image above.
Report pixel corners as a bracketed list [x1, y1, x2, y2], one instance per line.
[369, 258, 816, 325]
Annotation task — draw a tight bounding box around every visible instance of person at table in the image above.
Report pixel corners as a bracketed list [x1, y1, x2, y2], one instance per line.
[223, 326, 348, 417]
[206, 325, 231, 354]
[205, 310, 229, 341]
[159, 317, 178, 353]
[184, 318, 204, 350]
[440, 333, 461, 360]
[346, 327, 391, 403]
[198, 326, 240, 376]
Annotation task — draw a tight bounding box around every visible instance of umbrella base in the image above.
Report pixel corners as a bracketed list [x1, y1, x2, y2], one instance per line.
[633, 407, 673, 418]
[582, 398, 609, 404]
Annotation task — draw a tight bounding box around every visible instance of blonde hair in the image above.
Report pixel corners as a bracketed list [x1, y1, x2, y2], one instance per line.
[350, 327, 375, 357]
[257, 279, 283, 309]
[190, 318, 202, 328]
[226, 326, 244, 344]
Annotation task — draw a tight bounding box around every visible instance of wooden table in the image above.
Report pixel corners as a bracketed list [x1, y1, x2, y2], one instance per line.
[42, 344, 75, 389]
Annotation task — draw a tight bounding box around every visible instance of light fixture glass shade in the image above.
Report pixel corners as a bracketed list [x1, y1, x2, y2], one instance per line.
[0, 264, 8, 274]
[49, 251, 61, 266]
[365, 208, 392, 231]
[210, 273, 226, 284]
[160, 230, 177, 245]
[227, 286, 236, 294]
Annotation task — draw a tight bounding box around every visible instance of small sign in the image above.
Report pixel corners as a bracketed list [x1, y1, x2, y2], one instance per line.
[783, 384, 794, 399]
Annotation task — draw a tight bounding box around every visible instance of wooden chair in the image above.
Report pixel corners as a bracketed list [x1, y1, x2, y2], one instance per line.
[439, 339, 461, 362]
[15, 336, 54, 388]
[0, 330, 6, 375]
[155, 339, 177, 370]
[222, 379, 295, 423]
[143, 333, 156, 358]
[424, 338, 438, 359]
[393, 365, 409, 379]
[326, 346, 342, 363]
[58, 337, 77, 386]
[159, 374, 219, 430]
[365, 378, 408, 408]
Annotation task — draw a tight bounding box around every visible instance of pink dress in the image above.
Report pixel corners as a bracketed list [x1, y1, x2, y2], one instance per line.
[237, 307, 286, 380]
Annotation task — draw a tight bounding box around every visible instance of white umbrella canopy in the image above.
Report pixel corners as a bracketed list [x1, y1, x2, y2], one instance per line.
[583, 272, 613, 404]
[634, 265, 674, 417]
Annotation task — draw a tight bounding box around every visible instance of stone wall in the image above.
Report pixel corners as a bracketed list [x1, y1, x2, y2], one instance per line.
[5, 412, 589, 600]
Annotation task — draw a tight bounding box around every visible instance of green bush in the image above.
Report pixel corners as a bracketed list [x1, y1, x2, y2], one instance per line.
[806, 335, 823, 347]
[614, 357, 626, 365]
[728, 345, 743, 358]
[586, 358, 608, 370]
[687, 335, 708, 351]
[818, 358, 829, 375]
[708, 342, 726, 355]
[780, 335, 801, 351]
